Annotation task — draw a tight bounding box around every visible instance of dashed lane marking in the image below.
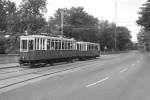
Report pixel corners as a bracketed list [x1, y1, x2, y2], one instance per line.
[86, 76, 110, 88]
[120, 68, 128, 73]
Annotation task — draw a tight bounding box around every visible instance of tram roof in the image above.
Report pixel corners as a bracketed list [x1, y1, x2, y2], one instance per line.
[77, 41, 99, 45]
[20, 35, 76, 41]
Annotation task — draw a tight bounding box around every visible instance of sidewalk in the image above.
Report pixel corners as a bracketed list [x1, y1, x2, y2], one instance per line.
[0, 63, 19, 69]
[0, 54, 19, 69]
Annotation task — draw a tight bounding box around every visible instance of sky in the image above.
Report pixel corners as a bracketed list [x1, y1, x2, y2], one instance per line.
[12, 0, 147, 42]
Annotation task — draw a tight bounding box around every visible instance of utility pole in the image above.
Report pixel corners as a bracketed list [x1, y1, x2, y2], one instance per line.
[114, 0, 117, 51]
[61, 11, 64, 37]
[60, 11, 64, 50]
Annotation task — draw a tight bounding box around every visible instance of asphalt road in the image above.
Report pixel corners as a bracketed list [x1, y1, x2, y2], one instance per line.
[0, 51, 150, 100]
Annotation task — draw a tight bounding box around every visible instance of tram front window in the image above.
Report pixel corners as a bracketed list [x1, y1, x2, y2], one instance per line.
[22, 40, 27, 51]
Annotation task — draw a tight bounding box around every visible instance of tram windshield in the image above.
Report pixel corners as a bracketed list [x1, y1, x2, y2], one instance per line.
[22, 40, 27, 50]
[20, 39, 34, 52]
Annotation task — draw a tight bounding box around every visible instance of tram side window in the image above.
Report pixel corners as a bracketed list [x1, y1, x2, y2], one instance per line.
[91, 44, 94, 51]
[82, 44, 86, 51]
[51, 40, 55, 50]
[69, 42, 72, 50]
[83, 44, 87, 51]
[70, 42, 73, 50]
[55, 40, 58, 50]
[72, 42, 75, 50]
[36, 39, 38, 50]
[93, 45, 96, 50]
[95, 45, 98, 50]
[65, 41, 68, 50]
[87, 44, 89, 51]
[58, 40, 61, 50]
[43, 39, 45, 50]
[62, 41, 65, 50]
[47, 39, 50, 50]
[79, 44, 81, 51]
[29, 40, 34, 50]
[40, 39, 42, 50]
[77, 44, 79, 50]
[68, 42, 71, 50]
[22, 40, 27, 50]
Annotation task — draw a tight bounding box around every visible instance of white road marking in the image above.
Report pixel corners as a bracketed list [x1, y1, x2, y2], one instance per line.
[86, 76, 110, 88]
[120, 68, 128, 73]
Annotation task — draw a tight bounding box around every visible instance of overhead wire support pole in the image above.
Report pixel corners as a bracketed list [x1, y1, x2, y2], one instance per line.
[60, 11, 64, 50]
[115, 0, 117, 51]
[61, 11, 64, 37]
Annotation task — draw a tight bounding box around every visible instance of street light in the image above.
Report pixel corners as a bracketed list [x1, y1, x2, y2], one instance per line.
[115, 0, 117, 51]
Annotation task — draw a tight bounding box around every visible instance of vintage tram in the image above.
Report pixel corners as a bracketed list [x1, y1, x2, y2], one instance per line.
[19, 35, 100, 67]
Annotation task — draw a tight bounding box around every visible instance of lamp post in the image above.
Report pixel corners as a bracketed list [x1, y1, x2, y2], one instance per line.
[114, 0, 117, 51]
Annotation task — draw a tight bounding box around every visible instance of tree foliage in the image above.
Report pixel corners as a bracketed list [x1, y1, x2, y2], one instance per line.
[0, 0, 47, 53]
[98, 21, 132, 51]
[18, 0, 47, 34]
[137, 28, 150, 44]
[136, 0, 150, 46]
[117, 26, 131, 50]
[47, 7, 99, 43]
[0, 0, 16, 31]
[137, 0, 150, 31]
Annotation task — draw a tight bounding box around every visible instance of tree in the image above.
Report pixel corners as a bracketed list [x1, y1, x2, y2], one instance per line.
[99, 27, 115, 50]
[116, 26, 132, 50]
[0, 0, 6, 31]
[20, 0, 47, 16]
[97, 21, 117, 50]
[0, 0, 18, 53]
[137, 28, 146, 43]
[137, 0, 150, 31]
[0, 32, 6, 54]
[18, 0, 47, 34]
[137, 28, 150, 45]
[136, 0, 150, 46]
[97, 20, 132, 51]
[0, 0, 16, 31]
[48, 7, 100, 42]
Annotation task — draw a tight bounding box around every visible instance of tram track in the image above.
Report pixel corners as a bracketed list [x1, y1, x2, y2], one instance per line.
[0, 54, 117, 75]
[0, 55, 121, 91]
[0, 57, 108, 91]
[0, 55, 119, 82]
[0, 65, 83, 89]
[0, 58, 100, 81]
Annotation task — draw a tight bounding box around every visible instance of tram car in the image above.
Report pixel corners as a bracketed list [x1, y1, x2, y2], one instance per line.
[19, 35, 100, 66]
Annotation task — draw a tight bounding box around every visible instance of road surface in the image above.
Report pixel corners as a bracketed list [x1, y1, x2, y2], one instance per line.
[0, 51, 150, 100]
